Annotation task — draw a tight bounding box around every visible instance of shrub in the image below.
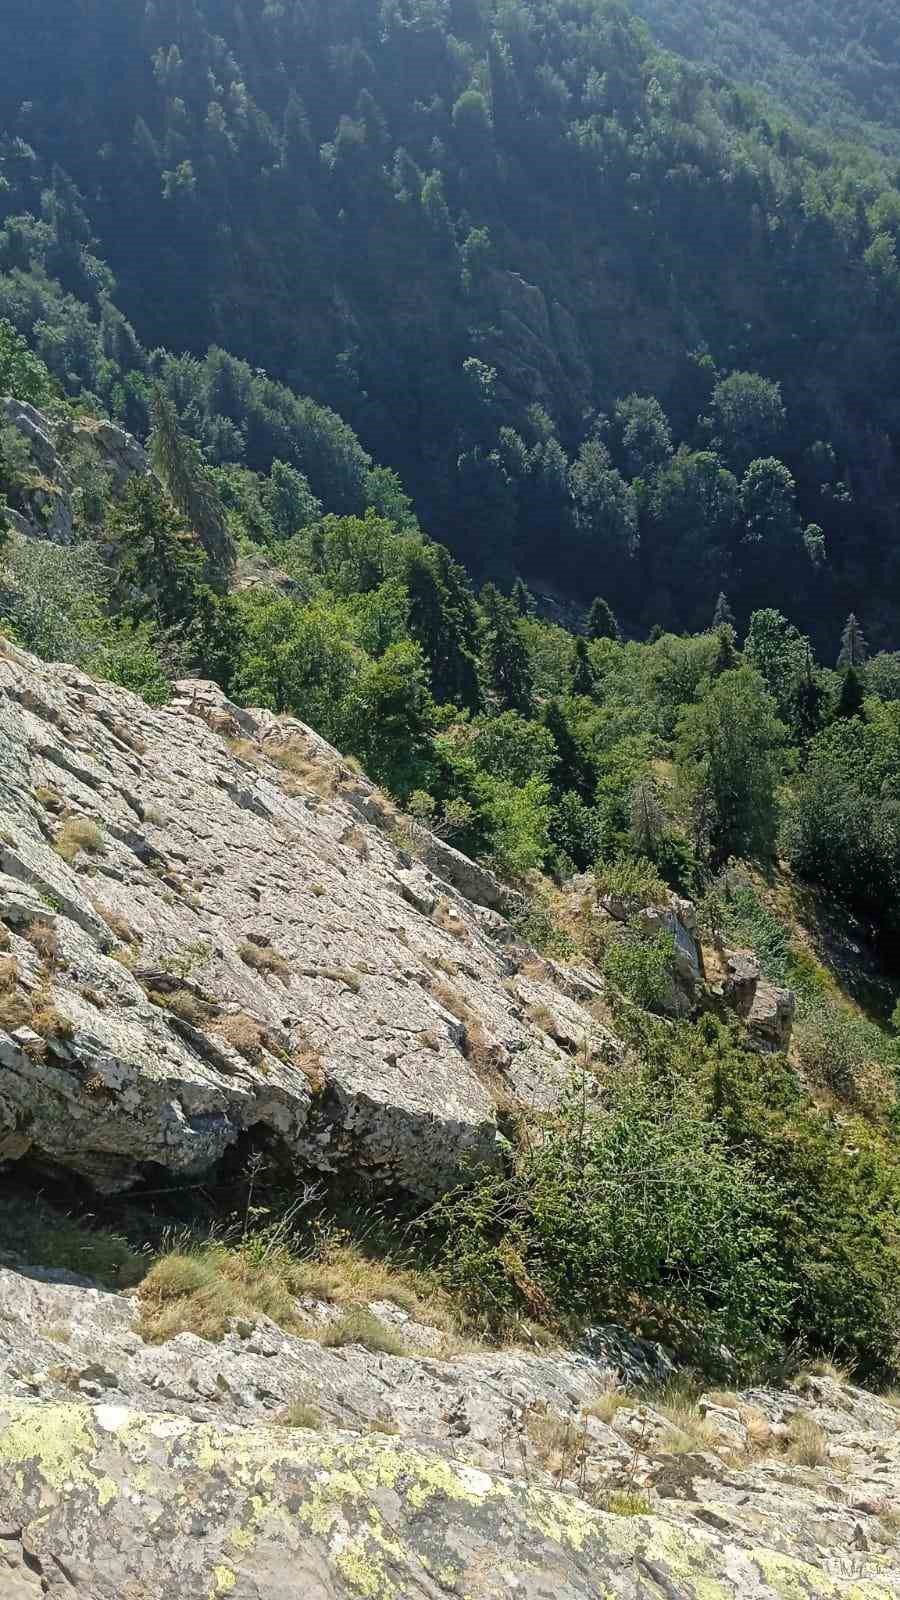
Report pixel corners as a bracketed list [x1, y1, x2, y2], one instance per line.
[603, 930, 675, 1014]
[238, 940, 292, 982]
[596, 855, 668, 910]
[428, 1068, 789, 1368]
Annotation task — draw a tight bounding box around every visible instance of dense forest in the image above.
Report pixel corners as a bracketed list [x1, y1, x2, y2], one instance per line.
[629, 0, 900, 156]
[1, 0, 900, 642]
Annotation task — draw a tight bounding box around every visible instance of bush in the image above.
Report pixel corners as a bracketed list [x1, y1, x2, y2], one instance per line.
[429, 1069, 789, 1370]
[603, 929, 676, 1013]
[595, 855, 668, 909]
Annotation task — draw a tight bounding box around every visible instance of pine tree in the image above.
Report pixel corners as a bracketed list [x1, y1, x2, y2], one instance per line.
[712, 592, 734, 630]
[482, 589, 534, 714]
[793, 648, 826, 741]
[511, 576, 534, 616]
[837, 666, 865, 720]
[710, 626, 737, 676]
[837, 613, 868, 670]
[586, 596, 619, 642]
[571, 636, 597, 696]
[542, 698, 595, 800]
[630, 776, 667, 859]
[149, 388, 235, 586]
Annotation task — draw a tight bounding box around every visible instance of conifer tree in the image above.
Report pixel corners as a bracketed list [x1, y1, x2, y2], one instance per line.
[542, 698, 595, 801]
[510, 576, 534, 616]
[837, 613, 868, 670]
[571, 636, 597, 696]
[482, 587, 534, 713]
[149, 388, 235, 586]
[712, 592, 734, 630]
[837, 666, 865, 720]
[586, 596, 619, 641]
[710, 626, 737, 676]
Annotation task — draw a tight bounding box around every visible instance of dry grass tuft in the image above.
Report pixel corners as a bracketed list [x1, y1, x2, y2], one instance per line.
[31, 1001, 75, 1042]
[148, 988, 215, 1027]
[89, 900, 138, 946]
[320, 1307, 406, 1356]
[213, 1012, 268, 1065]
[281, 1399, 324, 1430]
[239, 940, 293, 983]
[585, 1391, 631, 1425]
[137, 1243, 313, 1345]
[433, 899, 468, 941]
[23, 919, 60, 966]
[340, 825, 370, 862]
[34, 785, 65, 814]
[54, 816, 103, 865]
[785, 1412, 829, 1467]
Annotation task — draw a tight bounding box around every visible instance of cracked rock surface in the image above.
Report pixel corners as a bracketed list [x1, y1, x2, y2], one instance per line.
[0, 642, 615, 1195]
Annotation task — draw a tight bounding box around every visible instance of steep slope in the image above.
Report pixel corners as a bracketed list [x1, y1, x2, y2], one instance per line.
[629, 0, 900, 155]
[0, 639, 614, 1196]
[3, 2, 900, 637]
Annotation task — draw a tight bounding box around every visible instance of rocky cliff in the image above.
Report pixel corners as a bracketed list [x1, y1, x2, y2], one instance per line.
[1, 642, 894, 1600]
[0, 639, 616, 1198]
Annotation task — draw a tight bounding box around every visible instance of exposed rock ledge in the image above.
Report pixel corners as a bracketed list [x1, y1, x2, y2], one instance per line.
[0, 641, 616, 1196]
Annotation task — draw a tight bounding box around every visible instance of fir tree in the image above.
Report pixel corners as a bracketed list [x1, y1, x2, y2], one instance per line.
[710, 626, 737, 675]
[482, 588, 534, 714]
[712, 592, 734, 630]
[149, 388, 235, 585]
[542, 698, 595, 801]
[586, 596, 619, 642]
[794, 649, 826, 741]
[571, 636, 597, 696]
[510, 576, 534, 616]
[836, 666, 865, 720]
[837, 613, 868, 670]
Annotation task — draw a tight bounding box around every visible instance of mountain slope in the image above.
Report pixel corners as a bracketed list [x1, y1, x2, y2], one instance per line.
[2, 1, 900, 638]
[628, 0, 900, 156]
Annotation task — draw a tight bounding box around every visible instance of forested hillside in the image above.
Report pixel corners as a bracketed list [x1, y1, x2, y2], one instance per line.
[629, 0, 900, 156]
[2, 0, 900, 641]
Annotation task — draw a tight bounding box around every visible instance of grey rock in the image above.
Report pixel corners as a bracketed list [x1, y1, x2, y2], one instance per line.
[0, 644, 619, 1197]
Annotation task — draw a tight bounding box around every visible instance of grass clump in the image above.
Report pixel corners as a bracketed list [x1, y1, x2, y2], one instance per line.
[0, 1193, 143, 1288]
[282, 1399, 324, 1430]
[53, 816, 104, 865]
[239, 939, 292, 983]
[604, 1490, 652, 1517]
[136, 1238, 312, 1344]
[785, 1412, 829, 1467]
[320, 1307, 406, 1356]
[23, 919, 60, 966]
[147, 987, 215, 1027]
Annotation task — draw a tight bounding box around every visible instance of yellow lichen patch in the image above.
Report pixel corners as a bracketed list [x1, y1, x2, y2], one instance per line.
[209, 1564, 236, 1596]
[0, 1402, 97, 1496]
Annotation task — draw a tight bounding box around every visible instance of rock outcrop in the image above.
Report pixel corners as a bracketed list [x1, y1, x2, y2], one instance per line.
[0, 1259, 898, 1598]
[1, 398, 148, 546]
[0, 641, 615, 1197]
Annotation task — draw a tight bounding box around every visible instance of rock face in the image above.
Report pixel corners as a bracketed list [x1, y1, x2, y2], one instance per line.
[0, 1260, 898, 1598]
[0, 641, 615, 1196]
[1, 398, 148, 546]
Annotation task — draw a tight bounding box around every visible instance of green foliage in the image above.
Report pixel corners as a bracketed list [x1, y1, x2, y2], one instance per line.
[784, 706, 900, 920]
[0, 319, 57, 408]
[430, 1068, 790, 1368]
[603, 929, 676, 1014]
[676, 667, 787, 861]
